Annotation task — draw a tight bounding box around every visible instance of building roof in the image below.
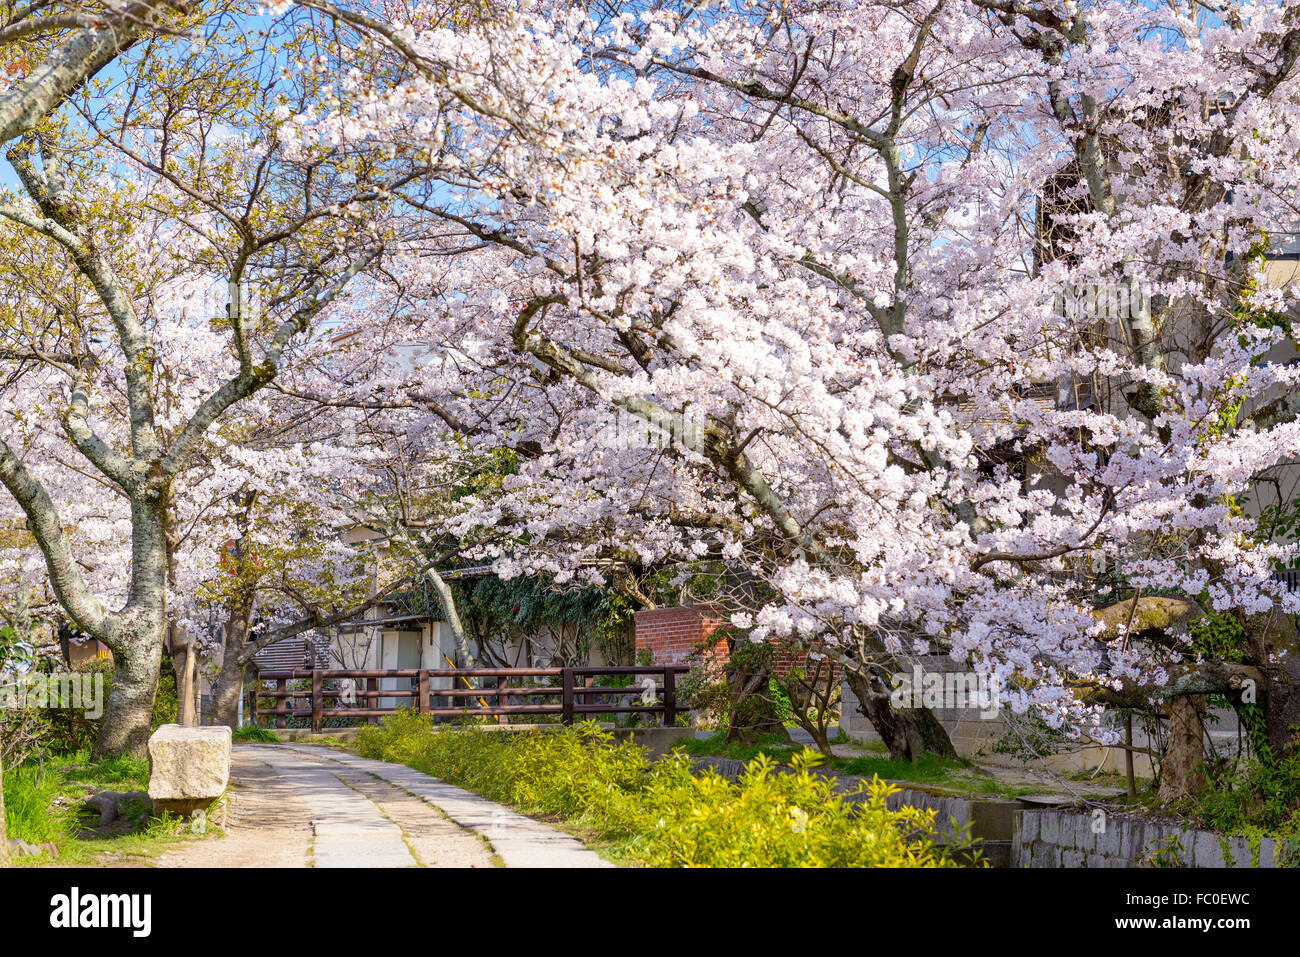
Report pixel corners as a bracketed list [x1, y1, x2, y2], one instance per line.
[251, 635, 332, 672]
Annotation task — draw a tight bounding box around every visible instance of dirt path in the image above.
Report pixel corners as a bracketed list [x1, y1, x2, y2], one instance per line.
[152, 749, 314, 867]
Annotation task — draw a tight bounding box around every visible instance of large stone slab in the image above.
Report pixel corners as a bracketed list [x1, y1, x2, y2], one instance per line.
[148, 724, 232, 816]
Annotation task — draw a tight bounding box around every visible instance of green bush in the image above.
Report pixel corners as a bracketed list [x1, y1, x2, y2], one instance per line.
[1195, 750, 1300, 836]
[355, 710, 968, 867]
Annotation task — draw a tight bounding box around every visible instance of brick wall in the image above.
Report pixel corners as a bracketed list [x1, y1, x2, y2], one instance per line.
[633, 605, 728, 667]
[772, 644, 840, 682]
[633, 605, 838, 681]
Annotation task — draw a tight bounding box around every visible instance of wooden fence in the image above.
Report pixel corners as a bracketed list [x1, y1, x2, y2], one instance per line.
[253, 665, 690, 731]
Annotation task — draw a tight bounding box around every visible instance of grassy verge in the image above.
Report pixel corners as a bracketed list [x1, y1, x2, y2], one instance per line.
[354, 710, 981, 867]
[2, 751, 218, 866]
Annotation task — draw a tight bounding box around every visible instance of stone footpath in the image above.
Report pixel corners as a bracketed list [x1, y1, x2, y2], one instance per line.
[277, 745, 610, 867]
[153, 744, 610, 868]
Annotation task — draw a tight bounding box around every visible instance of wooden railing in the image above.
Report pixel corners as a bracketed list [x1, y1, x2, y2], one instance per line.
[253, 665, 690, 732]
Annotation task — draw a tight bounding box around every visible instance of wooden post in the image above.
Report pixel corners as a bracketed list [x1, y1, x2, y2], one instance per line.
[417, 670, 429, 715]
[1124, 712, 1137, 800]
[176, 633, 198, 727]
[664, 667, 677, 727]
[311, 669, 323, 732]
[497, 676, 507, 725]
[561, 668, 574, 725]
[275, 678, 287, 729]
[367, 677, 378, 724]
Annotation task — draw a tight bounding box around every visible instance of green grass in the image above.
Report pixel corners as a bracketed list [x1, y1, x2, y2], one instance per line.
[674, 732, 804, 764]
[60, 751, 149, 789]
[233, 725, 281, 743]
[2, 750, 213, 866]
[834, 752, 972, 783]
[3, 764, 67, 844]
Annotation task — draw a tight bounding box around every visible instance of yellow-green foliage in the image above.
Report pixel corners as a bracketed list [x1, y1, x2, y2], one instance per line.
[356, 710, 967, 867]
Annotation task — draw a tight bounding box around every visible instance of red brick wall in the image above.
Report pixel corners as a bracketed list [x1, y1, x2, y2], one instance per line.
[772, 644, 840, 682]
[633, 605, 727, 667]
[633, 606, 838, 681]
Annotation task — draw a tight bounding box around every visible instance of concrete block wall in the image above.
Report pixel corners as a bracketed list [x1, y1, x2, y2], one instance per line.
[1015, 809, 1283, 868]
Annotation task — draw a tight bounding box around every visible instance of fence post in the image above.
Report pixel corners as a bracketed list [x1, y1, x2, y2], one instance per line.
[497, 676, 507, 725]
[664, 667, 677, 727]
[311, 669, 323, 732]
[275, 678, 287, 729]
[417, 670, 429, 715]
[367, 677, 378, 724]
[561, 668, 574, 725]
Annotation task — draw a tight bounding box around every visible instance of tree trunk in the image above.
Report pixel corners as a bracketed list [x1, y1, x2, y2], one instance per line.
[1261, 651, 1300, 757]
[720, 635, 789, 745]
[93, 494, 170, 760]
[1158, 695, 1205, 805]
[93, 619, 164, 760]
[845, 668, 957, 761]
[209, 665, 245, 730]
[209, 600, 254, 730]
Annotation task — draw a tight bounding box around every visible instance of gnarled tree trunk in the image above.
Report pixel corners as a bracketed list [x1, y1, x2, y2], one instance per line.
[95, 630, 164, 760]
[208, 591, 255, 730]
[845, 668, 956, 761]
[721, 636, 789, 745]
[1158, 695, 1206, 805]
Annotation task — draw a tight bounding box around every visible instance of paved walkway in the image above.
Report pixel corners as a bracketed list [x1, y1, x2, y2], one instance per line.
[278, 745, 610, 867]
[153, 744, 610, 869]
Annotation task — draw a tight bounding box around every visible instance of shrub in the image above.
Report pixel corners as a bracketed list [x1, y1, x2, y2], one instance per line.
[355, 711, 968, 867]
[0, 702, 48, 768]
[1194, 749, 1300, 837]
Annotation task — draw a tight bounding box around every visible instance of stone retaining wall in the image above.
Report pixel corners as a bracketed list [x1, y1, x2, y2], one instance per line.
[1015, 808, 1285, 868]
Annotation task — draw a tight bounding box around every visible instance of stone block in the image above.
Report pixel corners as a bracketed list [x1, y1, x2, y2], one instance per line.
[147, 723, 231, 815]
[1020, 811, 1039, 844]
[1040, 811, 1060, 845]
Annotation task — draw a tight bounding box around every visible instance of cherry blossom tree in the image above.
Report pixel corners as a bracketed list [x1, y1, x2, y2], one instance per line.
[283, 0, 1300, 790]
[0, 3, 407, 756]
